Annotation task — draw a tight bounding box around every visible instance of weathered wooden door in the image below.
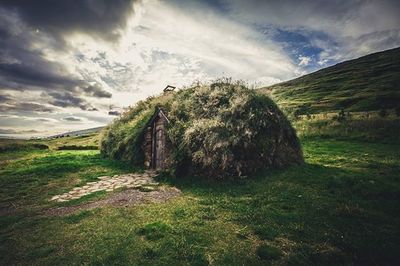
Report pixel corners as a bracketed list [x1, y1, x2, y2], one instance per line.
[155, 128, 164, 169]
[153, 116, 166, 170]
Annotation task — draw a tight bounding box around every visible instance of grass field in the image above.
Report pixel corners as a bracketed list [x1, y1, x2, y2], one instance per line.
[1, 136, 399, 265]
[293, 111, 400, 144]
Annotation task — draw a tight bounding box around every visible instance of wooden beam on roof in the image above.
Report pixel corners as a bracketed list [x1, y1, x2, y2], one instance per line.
[163, 85, 176, 92]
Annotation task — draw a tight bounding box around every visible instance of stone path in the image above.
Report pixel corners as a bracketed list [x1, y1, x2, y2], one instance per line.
[45, 186, 182, 216]
[50, 171, 158, 202]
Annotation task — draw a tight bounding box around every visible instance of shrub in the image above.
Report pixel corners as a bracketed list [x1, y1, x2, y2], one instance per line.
[100, 79, 303, 178]
[137, 221, 171, 240]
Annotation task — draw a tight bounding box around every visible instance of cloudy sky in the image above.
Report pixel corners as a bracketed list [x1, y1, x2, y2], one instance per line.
[0, 0, 399, 138]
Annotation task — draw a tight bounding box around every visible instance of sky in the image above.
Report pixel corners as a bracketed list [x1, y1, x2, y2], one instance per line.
[0, 0, 399, 138]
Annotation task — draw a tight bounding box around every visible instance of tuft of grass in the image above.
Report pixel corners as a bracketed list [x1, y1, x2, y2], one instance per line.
[137, 221, 172, 240]
[26, 245, 56, 259]
[63, 210, 93, 224]
[57, 145, 98, 150]
[254, 226, 278, 240]
[256, 244, 282, 260]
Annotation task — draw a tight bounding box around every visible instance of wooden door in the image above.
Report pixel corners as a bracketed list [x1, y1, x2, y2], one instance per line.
[155, 128, 164, 169]
[153, 115, 166, 170]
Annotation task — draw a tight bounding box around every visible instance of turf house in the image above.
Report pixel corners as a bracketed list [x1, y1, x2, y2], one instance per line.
[100, 80, 303, 178]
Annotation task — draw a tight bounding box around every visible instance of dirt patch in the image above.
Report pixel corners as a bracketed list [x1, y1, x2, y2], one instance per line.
[44, 186, 181, 216]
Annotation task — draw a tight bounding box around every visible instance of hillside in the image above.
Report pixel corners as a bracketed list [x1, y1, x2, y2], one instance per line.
[49, 126, 105, 138]
[260, 47, 400, 114]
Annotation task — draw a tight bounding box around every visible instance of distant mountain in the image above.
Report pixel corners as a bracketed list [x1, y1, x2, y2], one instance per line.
[260, 47, 400, 114]
[49, 126, 104, 138]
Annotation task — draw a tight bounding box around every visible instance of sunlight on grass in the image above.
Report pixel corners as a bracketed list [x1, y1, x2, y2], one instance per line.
[0, 138, 399, 264]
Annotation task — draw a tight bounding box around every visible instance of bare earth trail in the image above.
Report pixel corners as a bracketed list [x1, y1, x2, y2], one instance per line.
[45, 171, 182, 216]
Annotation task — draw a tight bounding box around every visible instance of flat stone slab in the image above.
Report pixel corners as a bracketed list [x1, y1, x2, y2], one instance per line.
[50, 171, 157, 202]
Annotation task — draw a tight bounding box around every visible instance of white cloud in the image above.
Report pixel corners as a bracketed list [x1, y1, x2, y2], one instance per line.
[298, 55, 311, 66]
[62, 0, 298, 106]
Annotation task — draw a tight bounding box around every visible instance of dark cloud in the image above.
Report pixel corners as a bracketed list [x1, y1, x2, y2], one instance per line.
[1, 0, 138, 41]
[0, 62, 78, 89]
[108, 110, 121, 116]
[0, 102, 54, 113]
[82, 85, 112, 98]
[0, 1, 120, 114]
[63, 116, 82, 122]
[0, 9, 76, 90]
[47, 92, 92, 110]
[0, 94, 11, 103]
[35, 118, 56, 122]
[0, 128, 40, 134]
[0, 128, 17, 134]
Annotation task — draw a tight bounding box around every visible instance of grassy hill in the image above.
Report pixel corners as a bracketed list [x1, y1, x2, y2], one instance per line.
[260, 47, 400, 114]
[49, 126, 104, 138]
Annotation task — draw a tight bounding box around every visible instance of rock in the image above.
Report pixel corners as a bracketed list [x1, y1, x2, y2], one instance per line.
[139, 186, 156, 192]
[51, 195, 60, 201]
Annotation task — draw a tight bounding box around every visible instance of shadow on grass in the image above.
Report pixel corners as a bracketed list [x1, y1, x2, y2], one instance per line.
[156, 162, 400, 265]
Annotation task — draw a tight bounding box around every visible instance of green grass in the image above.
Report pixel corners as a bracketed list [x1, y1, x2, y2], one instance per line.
[0, 137, 399, 265]
[40, 133, 100, 150]
[293, 113, 400, 143]
[0, 133, 100, 152]
[0, 149, 134, 208]
[256, 244, 282, 260]
[260, 47, 400, 114]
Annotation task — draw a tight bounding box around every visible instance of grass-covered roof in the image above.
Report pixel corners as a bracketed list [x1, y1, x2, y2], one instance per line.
[100, 80, 303, 178]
